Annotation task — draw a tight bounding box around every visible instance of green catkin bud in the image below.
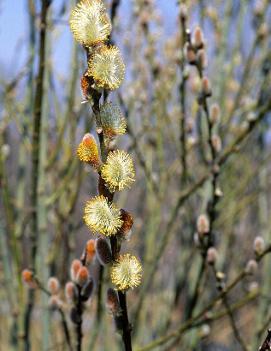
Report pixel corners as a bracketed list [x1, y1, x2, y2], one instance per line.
[99, 102, 127, 138]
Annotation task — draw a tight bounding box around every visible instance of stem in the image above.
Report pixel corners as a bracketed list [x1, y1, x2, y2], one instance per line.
[96, 265, 104, 323]
[59, 309, 73, 351]
[110, 237, 133, 351]
[118, 291, 132, 351]
[137, 245, 271, 351]
[259, 329, 271, 351]
[24, 1, 51, 349]
[179, 11, 188, 181]
[75, 285, 83, 351]
[184, 257, 205, 320]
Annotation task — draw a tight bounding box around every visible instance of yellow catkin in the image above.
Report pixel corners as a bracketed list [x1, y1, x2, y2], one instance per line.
[111, 254, 142, 291]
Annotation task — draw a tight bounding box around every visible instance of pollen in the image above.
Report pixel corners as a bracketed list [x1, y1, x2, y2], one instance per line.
[70, 0, 112, 47]
[88, 45, 125, 90]
[77, 133, 100, 168]
[99, 102, 127, 138]
[101, 150, 135, 192]
[83, 195, 123, 236]
[111, 254, 142, 291]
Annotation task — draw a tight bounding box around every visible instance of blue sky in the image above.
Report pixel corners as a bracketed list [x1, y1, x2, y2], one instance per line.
[0, 0, 179, 81]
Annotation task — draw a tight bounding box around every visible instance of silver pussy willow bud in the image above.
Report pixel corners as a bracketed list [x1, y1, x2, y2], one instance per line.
[210, 103, 221, 124]
[192, 26, 204, 49]
[202, 76, 212, 97]
[245, 259, 258, 275]
[253, 236, 265, 255]
[47, 277, 60, 295]
[207, 247, 218, 265]
[197, 49, 208, 69]
[197, 214, 210, 236]
[65, 282, 78, 303]
[185, 43, 197, 64]
[211, 135, 222, 153]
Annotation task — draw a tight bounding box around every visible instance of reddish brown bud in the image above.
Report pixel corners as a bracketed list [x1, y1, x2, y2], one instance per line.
[81, 73, 93, 100]
[76, 266, 89, 287]
[22, 269, 33, 283]
[119, 209, 134, 239]
[106, 288, 120, 315]
[81, 278, 94, 301]
[22, 269, 37, 289]
[95, 237, 112, 265]
[85, 239, 96, 265]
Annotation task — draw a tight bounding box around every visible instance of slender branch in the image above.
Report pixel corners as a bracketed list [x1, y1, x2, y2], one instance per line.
[259, 329, 271, 351]
[24, 2, 51, 350]
[34, 277, 73, 351]
[223, 296, 248, 351]
[118, 291, 133, 351]
[75, 284, 83, 351]
[110, 0, 121, 23]
[58, 309, 73, 351]
[179, 8, 188, 181]
[136, 244, 271, 351]
[109, 235, 133, 351]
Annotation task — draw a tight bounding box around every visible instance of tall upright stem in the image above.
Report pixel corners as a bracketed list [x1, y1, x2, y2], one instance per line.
[24, 1, 51, 350]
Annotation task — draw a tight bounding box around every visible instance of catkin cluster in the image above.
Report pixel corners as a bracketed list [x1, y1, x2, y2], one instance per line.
[70, 0, 142, 293]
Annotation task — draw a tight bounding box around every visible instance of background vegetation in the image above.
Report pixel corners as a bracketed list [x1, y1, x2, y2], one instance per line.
[0, 0, 271, 350]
